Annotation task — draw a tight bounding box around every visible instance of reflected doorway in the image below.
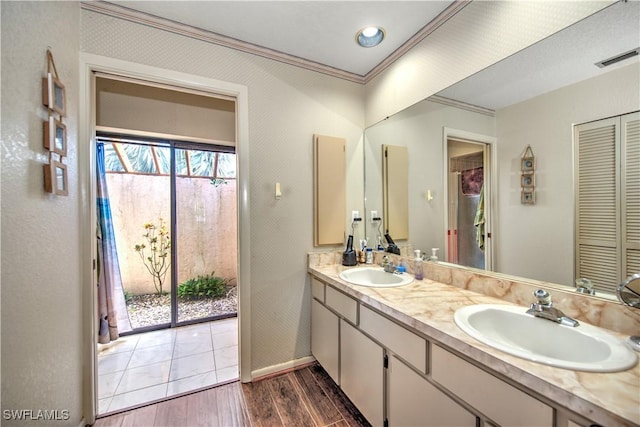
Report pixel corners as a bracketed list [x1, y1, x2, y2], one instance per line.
[446, 138, 490, 269]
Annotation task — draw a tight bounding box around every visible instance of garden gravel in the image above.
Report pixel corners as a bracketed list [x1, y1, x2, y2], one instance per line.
[126, 286, 237, 328]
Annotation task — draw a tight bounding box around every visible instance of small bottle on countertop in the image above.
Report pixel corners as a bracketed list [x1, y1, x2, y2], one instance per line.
[365, 247, 373, 264]
[414, 249, 423, 280]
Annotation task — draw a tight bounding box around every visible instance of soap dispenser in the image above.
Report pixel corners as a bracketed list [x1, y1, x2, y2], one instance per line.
[414, 249, 423, 280]
[429, 248, 439, 262]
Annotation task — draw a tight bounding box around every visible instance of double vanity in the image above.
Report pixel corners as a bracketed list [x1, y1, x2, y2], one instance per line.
[308, 252, 640, 427]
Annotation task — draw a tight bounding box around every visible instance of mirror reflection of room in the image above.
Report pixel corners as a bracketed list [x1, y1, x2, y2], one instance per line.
[363, 0, 638, 296]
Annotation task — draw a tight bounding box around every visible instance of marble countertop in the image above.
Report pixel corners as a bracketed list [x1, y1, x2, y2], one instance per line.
[309, 263, 640, 427]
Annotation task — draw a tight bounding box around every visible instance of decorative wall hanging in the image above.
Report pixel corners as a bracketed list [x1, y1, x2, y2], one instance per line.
[42, 49, 68, 195]
[42, 50, 66, 117]
[520, 145, 535, 205]
[43, 160, 68, 196]
[43, 116, 67, 156]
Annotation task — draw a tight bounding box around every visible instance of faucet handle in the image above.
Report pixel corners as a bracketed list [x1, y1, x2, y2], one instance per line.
[533, 289, 551, 306]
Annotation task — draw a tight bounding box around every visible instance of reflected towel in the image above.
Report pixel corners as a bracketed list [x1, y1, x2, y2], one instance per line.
[474, 184, 485, 250]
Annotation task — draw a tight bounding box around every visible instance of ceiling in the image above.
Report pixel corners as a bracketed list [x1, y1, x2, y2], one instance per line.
[106, 1, 457, 77]
[437, 0, 640, 110]
[97, 1, 639, 111]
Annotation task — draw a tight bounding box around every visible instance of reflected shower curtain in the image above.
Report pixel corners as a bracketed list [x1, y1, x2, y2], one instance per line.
[97, 142, 131, 343]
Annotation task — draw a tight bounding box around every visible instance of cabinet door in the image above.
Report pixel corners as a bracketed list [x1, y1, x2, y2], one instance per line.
[388, 355, 476, 427]
[340, 320, 384, 427]
[311, 299, 339, 383]
[313, 134, 346, 245]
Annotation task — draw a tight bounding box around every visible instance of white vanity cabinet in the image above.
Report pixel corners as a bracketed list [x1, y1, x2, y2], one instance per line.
[388, 354, 476, 427]
[310, 275, 577, 427]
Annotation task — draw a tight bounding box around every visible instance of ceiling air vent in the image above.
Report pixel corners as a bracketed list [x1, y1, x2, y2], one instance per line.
[595, 47, 640, 68]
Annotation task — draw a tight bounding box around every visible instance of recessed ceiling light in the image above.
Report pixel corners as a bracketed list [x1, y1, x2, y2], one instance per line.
[356, 26, 385, 48]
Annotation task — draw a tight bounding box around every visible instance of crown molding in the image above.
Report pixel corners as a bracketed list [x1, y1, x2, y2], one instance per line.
[364, 0, 471, 83]
[82, 1, 469, 86]
[81, 1, 366, 84]
[428, 95, 495, 116]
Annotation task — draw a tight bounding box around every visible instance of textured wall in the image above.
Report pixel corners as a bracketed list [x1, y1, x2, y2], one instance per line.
[1, 2, 83, 426]
[495, 63, 640, 287]
[81, 9, 365, 373]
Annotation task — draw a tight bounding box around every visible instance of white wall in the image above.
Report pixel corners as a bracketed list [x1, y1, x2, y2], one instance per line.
[1, 2, 83, 426]
[364, 99, 495, 254]
[80, 9, 365, 375]
[364, 1, 610, 127]
[495, 63, 640, 286]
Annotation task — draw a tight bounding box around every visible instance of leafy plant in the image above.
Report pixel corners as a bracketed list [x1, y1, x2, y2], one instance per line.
[133, 218, 171, 295]
[178, 272, 228, 300]
[210, 178, 228, 187]
[124, 290, 133, 304]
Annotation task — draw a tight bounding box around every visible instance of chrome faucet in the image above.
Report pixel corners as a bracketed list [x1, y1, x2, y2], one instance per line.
[380, 256, 395, 273]
[526, 289, 580, 327]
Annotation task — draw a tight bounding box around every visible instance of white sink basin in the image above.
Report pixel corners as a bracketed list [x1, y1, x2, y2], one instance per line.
[454, 304, 637, 372]
[339, 267, 413, 288]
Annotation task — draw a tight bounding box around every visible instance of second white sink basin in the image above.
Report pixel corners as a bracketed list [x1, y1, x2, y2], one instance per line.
[339, 267, 413, 288]
[454, 304, 637, 372]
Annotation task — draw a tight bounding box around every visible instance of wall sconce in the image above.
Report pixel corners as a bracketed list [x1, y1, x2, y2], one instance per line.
[275, 182, 282, 200]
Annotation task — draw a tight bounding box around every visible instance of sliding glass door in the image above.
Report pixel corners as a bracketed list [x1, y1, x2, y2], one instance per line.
[99, 135, 237, 332]
[175, 146, 237, 324]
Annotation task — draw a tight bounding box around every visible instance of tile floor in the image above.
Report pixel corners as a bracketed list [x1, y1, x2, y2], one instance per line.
[97, 317, 238, 415]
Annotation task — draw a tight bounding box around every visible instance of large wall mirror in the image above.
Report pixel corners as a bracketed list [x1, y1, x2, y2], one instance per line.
[363, 0, 640, 298]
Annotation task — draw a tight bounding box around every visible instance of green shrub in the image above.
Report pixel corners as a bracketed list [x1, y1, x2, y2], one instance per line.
[124, 290, 133, 304]
[178, 272, 228, 300]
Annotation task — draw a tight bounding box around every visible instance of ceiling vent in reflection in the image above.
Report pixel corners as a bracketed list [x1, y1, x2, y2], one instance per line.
[595, 47, 639, 68]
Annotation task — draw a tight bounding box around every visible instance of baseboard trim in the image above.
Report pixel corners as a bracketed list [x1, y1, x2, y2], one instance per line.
[251, 356, 316, 382]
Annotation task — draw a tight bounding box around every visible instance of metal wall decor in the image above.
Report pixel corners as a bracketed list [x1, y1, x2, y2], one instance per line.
[520, 145, 535, 204]
[42, 49, 68, 195]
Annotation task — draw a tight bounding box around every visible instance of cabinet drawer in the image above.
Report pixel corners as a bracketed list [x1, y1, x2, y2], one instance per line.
[311, 277, 325, 302]
[359, 306, 426, 373]
[325, 286, 358, 324]
[431, 344, 553, 427]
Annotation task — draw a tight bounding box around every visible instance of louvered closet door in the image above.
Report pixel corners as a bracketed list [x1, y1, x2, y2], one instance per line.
[622, 112, 640, 277]
[575, 117, 620, 293]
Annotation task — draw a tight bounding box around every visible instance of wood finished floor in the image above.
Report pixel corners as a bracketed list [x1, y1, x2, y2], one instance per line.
[92, 363, 371, 427]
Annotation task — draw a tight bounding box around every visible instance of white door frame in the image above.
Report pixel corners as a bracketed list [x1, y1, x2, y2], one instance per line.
[79, 53, 251, 424]
[442, 127, 497, 271]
